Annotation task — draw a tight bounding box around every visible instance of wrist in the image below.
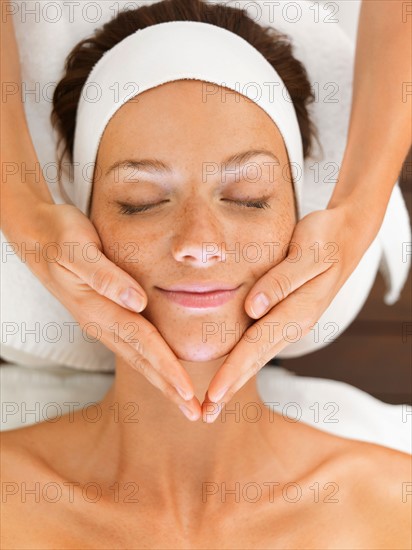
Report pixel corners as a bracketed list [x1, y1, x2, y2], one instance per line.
[326, 196, 385, 247]
[1, 193, 55, 242]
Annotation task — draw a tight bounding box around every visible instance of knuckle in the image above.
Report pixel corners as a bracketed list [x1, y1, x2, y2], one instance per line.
[131, 337, 144, 356]
[249, 357, 265, 376]
[250, 363, 261, 377]
[250, 342, 273, 375]
[260, 340, 273, 363]
[131, 355, 150, 378]
[268, 272, 292, 302]
[163, 383, 178, 400]
[90, 267, 114, 295]
[141, 323, 160, 341]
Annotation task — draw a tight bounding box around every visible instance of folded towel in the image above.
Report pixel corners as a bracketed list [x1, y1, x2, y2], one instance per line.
[1, 362, 409, 454]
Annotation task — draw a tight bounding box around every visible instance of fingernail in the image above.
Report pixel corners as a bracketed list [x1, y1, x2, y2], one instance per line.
[211, 385, 229, 403]
[175, 385, 193, 401]
[205, 412, 219, 424]
[179, 405, 197, 421]
[119, 288, 145, 312]
[251, 292, 270, 317]
[203, 404, 222, 424]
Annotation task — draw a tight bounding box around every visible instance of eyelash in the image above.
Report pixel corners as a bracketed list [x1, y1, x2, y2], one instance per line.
[118, 199, 271, 215]
[118, 200, 169, 215]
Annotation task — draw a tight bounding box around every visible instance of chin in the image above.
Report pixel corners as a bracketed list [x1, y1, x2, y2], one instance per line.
[167, 339, 235, 363]
[141, 299, 256, 362]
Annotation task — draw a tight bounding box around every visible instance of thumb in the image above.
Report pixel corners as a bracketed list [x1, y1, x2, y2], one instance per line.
[62, 243, 148, 313]
[245, 244, 331, 319]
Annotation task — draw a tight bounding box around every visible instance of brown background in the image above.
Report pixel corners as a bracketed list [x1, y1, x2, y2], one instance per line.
[274, 148, 412, 405]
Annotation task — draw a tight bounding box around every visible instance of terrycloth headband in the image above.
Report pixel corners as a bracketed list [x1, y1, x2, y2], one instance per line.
[72, 20, 304, 218]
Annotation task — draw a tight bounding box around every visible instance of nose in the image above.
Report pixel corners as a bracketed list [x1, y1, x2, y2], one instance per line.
[171, 200, 224, 266]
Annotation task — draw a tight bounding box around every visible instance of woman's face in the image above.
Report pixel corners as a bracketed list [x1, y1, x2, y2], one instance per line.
[90, 80, 296, 361]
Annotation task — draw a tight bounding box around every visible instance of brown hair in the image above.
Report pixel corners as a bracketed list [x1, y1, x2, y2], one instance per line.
[51, 0, 319, 201]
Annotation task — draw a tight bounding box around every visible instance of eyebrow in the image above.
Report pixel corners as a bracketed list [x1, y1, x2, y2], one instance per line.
[104, 149, 280, 178]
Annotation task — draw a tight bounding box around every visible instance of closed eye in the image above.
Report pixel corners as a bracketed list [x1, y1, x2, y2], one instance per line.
[117, 197, 271, 215]
[222, 198, 271, 209]
[117, 200, 169, 215]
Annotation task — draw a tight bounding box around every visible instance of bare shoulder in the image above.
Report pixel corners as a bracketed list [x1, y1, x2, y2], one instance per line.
[286, 420, 411, 548]
[342, 439, 411, 499]
[354, 441, 411, 510]
[333, 439, 411, 549]
[1, 424, 44, 475]
[0, 424, 38, 464]
[1, 425, 47, 546]
[1, 407, 91, 474]
[1, 412, 80, 478]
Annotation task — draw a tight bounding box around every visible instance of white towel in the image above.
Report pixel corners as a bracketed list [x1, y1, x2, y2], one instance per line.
[1, 363, 410, 454]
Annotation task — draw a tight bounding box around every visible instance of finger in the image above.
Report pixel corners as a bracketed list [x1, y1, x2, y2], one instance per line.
[245, 245, 334, 319]
[202, 336, 286, 424]
[114, 337, 201, 421]
[71, 288, 197, 406]
[201, 340, 280, 424]
[59, 243, 148, 313]
[202, 388, 230, 424]
[206, 268, 337, 410]
[118, 313, 197, 401]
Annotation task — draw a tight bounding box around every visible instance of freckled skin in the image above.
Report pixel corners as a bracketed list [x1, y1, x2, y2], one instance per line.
[90, 80, 296, 361]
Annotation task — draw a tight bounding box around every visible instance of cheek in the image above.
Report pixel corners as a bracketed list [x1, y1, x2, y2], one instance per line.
[92, 218, 167, 291]
[244, 206, 296, 280]
[90, 200, 134, 269]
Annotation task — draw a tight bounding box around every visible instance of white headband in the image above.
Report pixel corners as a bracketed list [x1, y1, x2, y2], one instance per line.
[72, 20, 304, 218]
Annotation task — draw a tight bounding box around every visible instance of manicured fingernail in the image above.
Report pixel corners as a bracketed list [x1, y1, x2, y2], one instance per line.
[204, 404, 222, 424]
[205, 413, 219, 424]
[179, 405, 197, 421]
[251, 292, 270, 317]
[119, 288, 145, 312]
[175, 385, 193, 401]
[211, 385, 229, 403]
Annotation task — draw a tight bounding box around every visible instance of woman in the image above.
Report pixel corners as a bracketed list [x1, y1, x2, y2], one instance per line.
[2, 0, 411, 415]
[1, 2, 410, 548]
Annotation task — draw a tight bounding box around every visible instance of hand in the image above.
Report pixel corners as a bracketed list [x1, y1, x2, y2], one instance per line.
[1, 5, 202, 419]
[202, 203, 380, 423]
[13, 202, 202, 420]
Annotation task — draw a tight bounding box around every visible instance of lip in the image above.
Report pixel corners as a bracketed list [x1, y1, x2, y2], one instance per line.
[159, 282, 240, 292]
[156, 283, 241, 309]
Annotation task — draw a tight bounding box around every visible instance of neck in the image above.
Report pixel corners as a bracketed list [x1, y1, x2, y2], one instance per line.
[86, 355, 282, 518]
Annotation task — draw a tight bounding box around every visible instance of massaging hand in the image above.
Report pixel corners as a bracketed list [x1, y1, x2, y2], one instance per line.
[203, 201, 380, 422]
[23, 202, 202, 418]
[1, 2, 202, 419]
